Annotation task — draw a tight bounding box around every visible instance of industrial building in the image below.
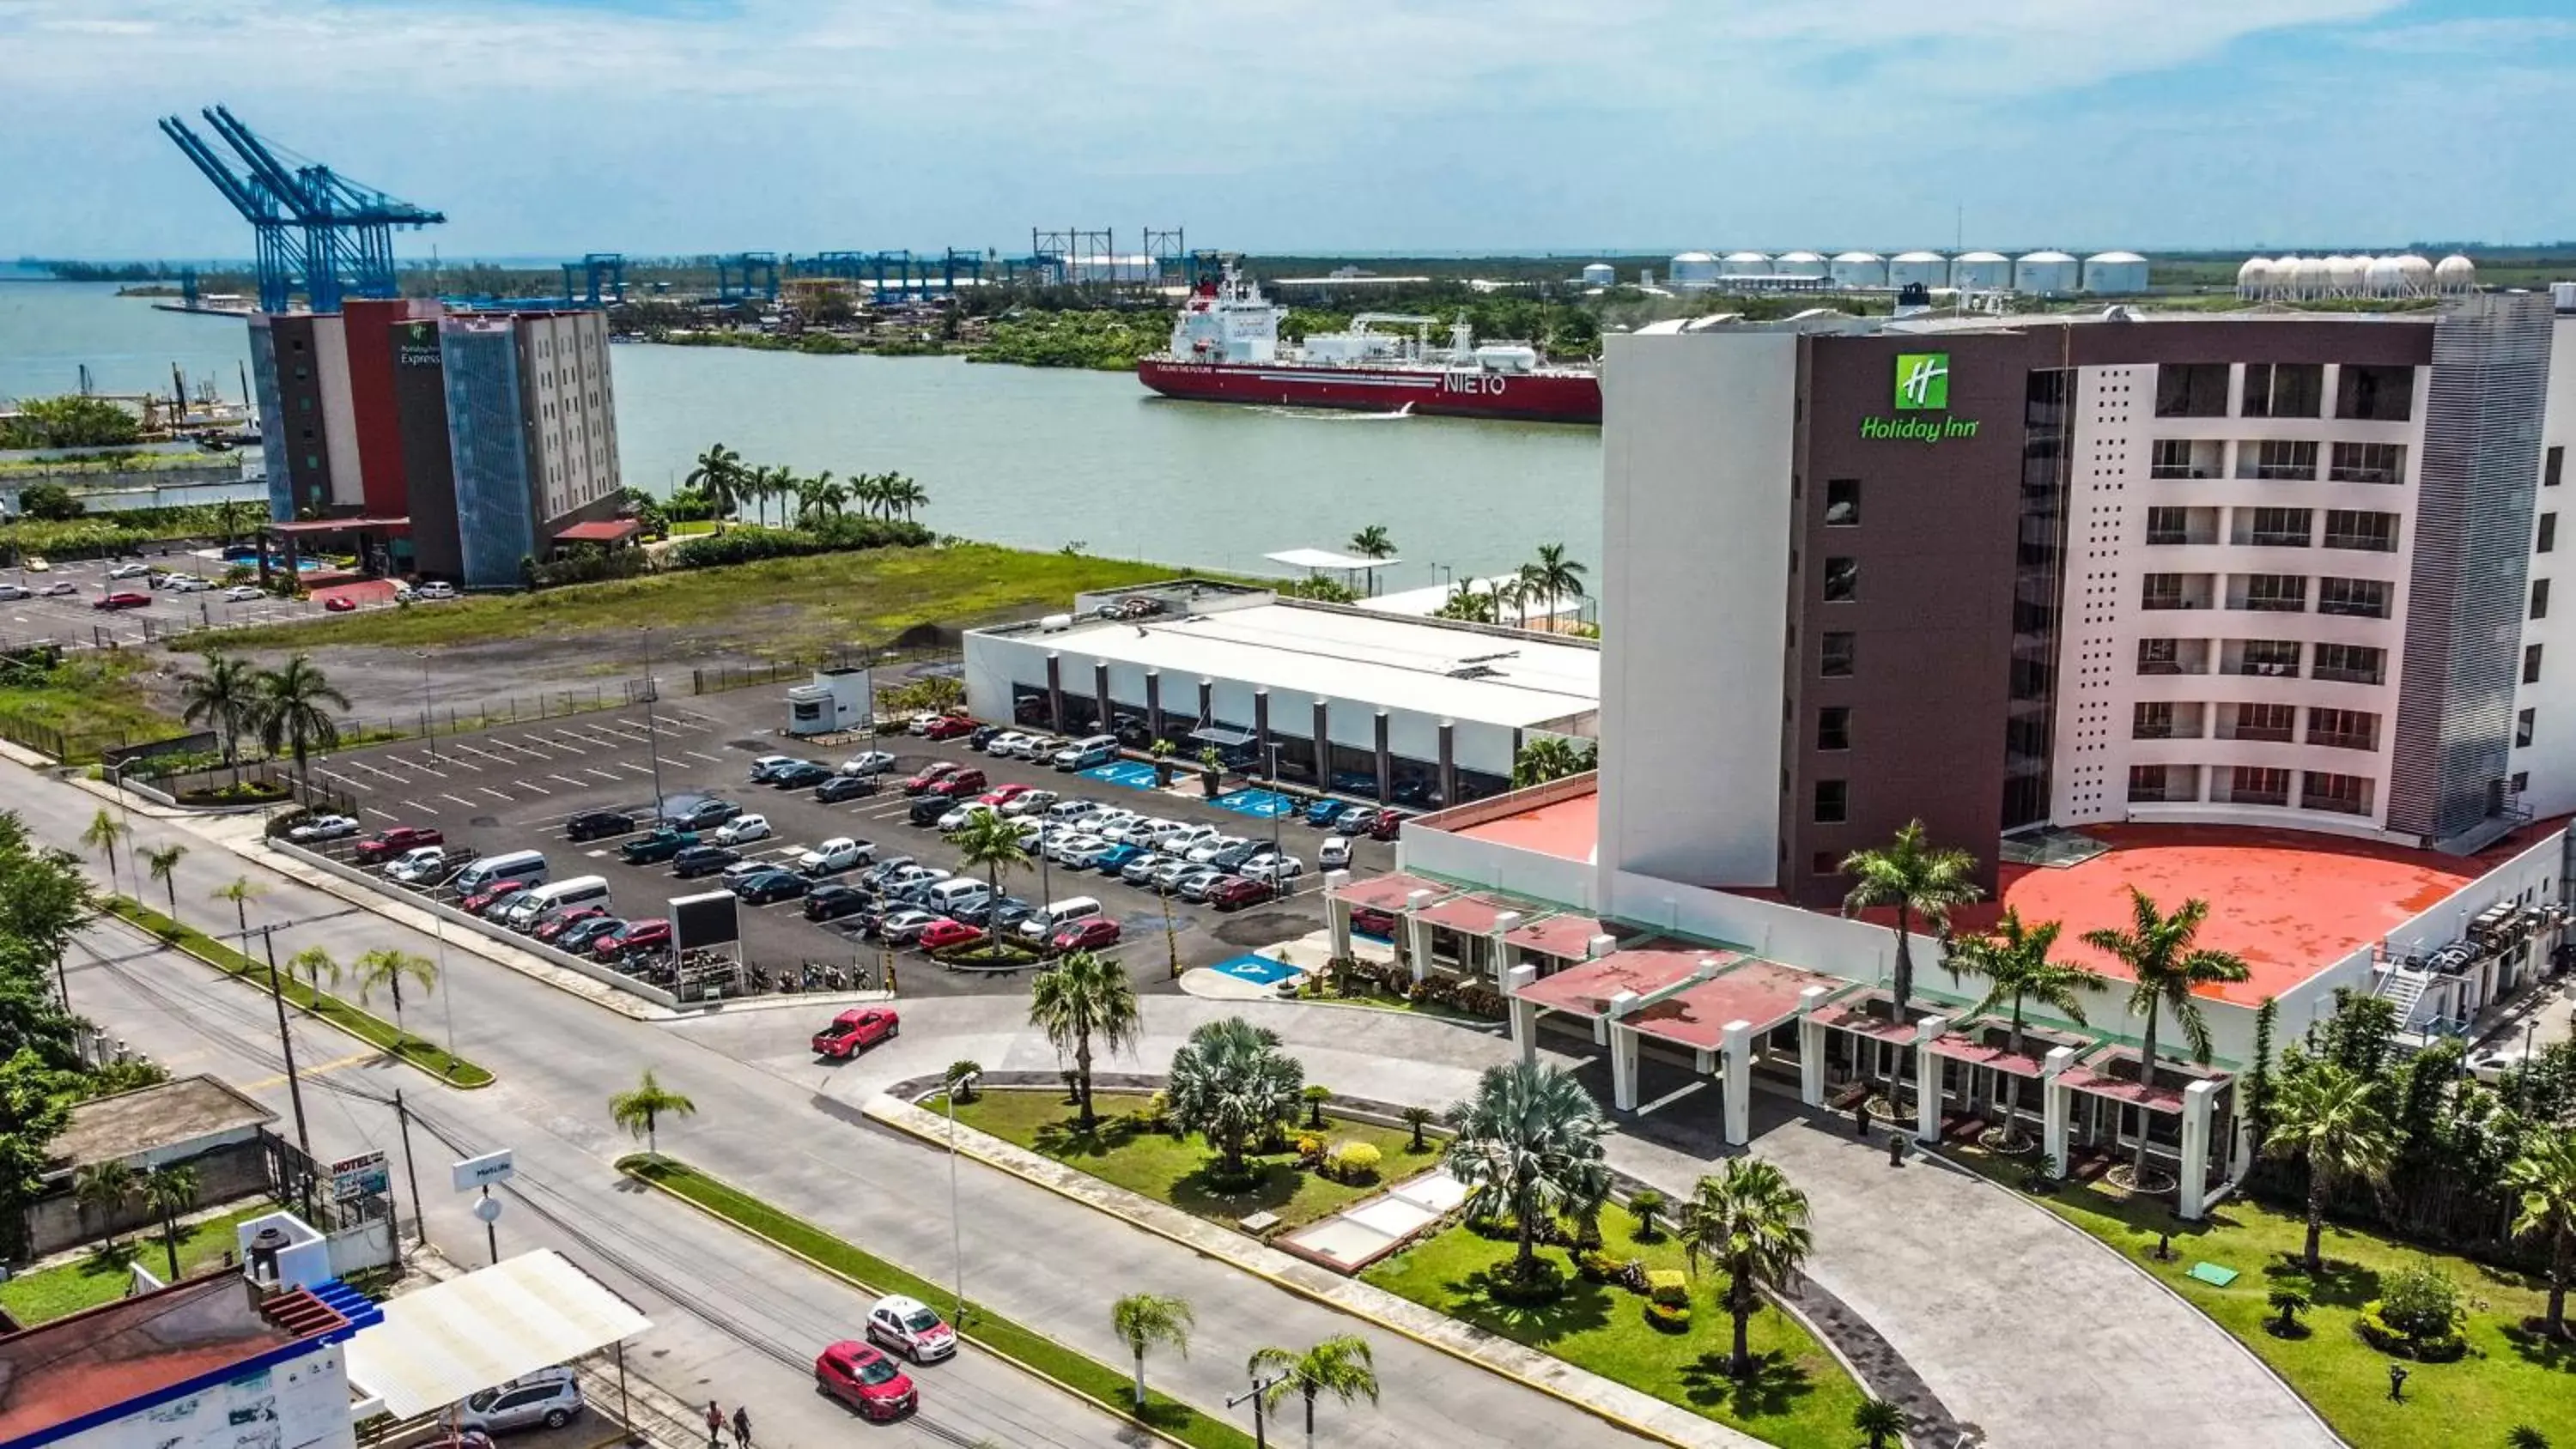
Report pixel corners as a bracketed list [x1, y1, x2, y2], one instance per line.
[1664, 249, 2154, 295]
[962, 581, 1597, 806]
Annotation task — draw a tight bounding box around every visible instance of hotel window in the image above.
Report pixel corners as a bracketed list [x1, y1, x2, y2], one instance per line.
[2240, 440, 2319, 482]
[2133, 701, 2201, 740]
[2549, 446, 2566, 488]
[2318, 577, 2391, 619]
[2329, 442, 2406, 484]
[2537, 579, 2552, 621]
[2308, 707, 2379, 751]
[2233, 640, 2302, 677]
[2137, 638, 2193, 675]
[2237, 573, 2309, 612]
[2146, 506, 2193, 545]
[2243, 507, 2312, 547]
[1820, 632, 1856, 677]
[2240, 362, 2324, 418]
[2142, 573, 2202, 609]
[2528, 644, 2546, 685]
[2224, 766, 2293, 807]
[1816, 706, 1851, 751]
[2154, 363, 2229, 417]
[2228, 702, 2296, 743]
[2323, 510, 2398, 551]
[1822, 558, 1858, 602]
[2542, 514, 2558, 554]
[2336, 364, 2414, 421]
[1824, 478, 1860, 526]
[2301, 772, 2372, 815]
[2518, 708, 2537, 749]
[2315, 643, 2385, 685]
[2128, 763, 2196, 803]
[2150, 440, 2215, 479]
[1813, 779, 1848, 824]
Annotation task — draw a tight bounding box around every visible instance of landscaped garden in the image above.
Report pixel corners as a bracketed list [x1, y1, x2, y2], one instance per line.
[0, 1203, 276, 1325]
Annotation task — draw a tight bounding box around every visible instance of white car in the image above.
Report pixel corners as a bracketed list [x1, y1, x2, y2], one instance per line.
[1138, 818, 1191, 848]
[416, 581, 457, 600]
[167, 575, 212, 593]
[106, 561, 150, 579]
[719, 858, 772, 888]
[797, 836, 872, 876]
[878, 864, 951, 896]
[713, 813, 773, 846]
[841, 750, 897, 776]
[224, 584, 264, 602]
[458, 1367, 584, 1434]
[1146, 857, 1202, 892]
[1182, 832, 1244, 864]
[288, 813, 360, 843]
[1012, 736, 1060, 761]
[983, 731, 1031, 757]
[1242, 854, 1308, 886]
[1319, 835, 1353, 870]
[880, 907, 944, 944]
[866, 1294, 957, 1364]
[0, 584, 27, 602]
[1059, 838, 1116, 870]
[746, 755, 797, 783]
[939, 801, 997, 833]
[999, 788, 1057, 817]
[39, 580, 75, 597]
[905, 712, 944, 736]
[385, 846, 449, 884]
[1046, 798, 1101, 823]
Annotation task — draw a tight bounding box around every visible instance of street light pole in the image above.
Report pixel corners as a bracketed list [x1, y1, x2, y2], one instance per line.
[1227, 1372, 1287, 1449]
[416, 649, 435, 761]
[639, 626, 665, 811]
[946, 1070, 979, 1325]
[1265, 743, 1285, 864]
[257, 925, 313, 1169]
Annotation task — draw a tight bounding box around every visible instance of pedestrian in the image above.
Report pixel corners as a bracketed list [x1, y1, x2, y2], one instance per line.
[1854, 1098, 1872, 1139]
[731, 1405, 750, 1449]
[704, 1401, 722, 1449]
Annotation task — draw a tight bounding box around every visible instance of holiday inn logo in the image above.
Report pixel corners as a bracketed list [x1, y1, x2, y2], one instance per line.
[1894, 352, 1949, 410]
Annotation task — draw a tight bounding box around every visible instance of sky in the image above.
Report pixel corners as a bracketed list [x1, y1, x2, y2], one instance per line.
[2, 0, 2571, 260]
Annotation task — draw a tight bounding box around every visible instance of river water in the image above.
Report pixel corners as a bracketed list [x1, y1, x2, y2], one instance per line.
[0, 277, 1602, 584]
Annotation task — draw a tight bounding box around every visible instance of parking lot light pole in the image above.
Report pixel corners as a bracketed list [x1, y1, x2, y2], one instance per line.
[946, 1069, 980, 1325]
[639, 627, 665, 813]
[415, 650, 435, 761]
[1264, 743, 1285, 863]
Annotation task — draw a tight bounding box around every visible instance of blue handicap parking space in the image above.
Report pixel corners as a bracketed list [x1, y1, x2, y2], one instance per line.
[1078, 761, 1164, 791]
[1212, 787, 1299, 819]
[1208, 954, 1302, 986]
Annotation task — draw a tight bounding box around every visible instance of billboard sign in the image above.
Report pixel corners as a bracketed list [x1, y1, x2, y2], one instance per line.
[451, 1148, 514, 1192]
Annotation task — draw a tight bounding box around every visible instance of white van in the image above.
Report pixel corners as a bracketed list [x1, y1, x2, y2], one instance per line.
[1017, 895, 1103, 942]
[454, 849, 547, 897]
[1054, 735, 1120, 771]
[502, 876, 610, 931]
[927, 878, 991, 917]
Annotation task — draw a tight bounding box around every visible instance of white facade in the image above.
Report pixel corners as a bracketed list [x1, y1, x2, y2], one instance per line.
[518, 311, 621, 523]
[2512, 312, 2576, 816]
[1581, 263, 1616, 288]
[1827, 251, 1886, 289]
[308, 315, 365, 509]
[1721, 251, 1772, 276]
[49, 1345, 354, 1449]
[1773, 251, 1828, 279]
[1668, 252, 1721, 289]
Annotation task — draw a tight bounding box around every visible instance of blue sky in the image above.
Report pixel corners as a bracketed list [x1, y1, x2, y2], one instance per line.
[3, 0, 2570, 258]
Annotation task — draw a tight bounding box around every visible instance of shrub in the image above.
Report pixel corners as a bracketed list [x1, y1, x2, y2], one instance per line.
[2359, 1263, 2468, 1360]
[1628, 1189, 1668, 1241]
[1134, 1091, 1175, 1135]
[1643, 1300, 1692, 1332]
[1451, 983, 1508, 1018]
[1294, 1133, 1326, 1164]
[1486, 1257, 1564, 1306]
[1577, 1250, 1646, 1291]
[1326, 1141, 1381, 1183]
[1646, 1268, 1690, 1307]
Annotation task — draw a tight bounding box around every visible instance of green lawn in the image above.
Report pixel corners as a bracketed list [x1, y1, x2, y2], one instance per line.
[623, 1155, 1253, 1449]
[1362, 1204, 1867, 1449]
[0, 1203, 277, 1325]
[1942, 1142, 2576, 1449]
[941, 1088, 1438, 1230]
[197, 543, 1186, 658]
[0, 651, 171, 761]
[105, 897, 494, 1088]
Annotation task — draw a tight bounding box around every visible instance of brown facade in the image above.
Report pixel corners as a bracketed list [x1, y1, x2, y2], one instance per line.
[390, 317, 461, 579]
[264, 315, 335, 518]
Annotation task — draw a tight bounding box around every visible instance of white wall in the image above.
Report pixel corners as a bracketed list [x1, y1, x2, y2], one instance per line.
[2512, 315, 2576, 816]
[1403, 825, 1598, 910]
[1597, 331, 1797, 894]
[309, 315, 364, 510]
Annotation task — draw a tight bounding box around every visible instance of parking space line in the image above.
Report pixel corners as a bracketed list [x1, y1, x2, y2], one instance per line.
[423, 751, 481, 771]
[614, 761, 655, 776]
[551, 774, 589, 790]
[515, 779, 550, 794]
[349, 760, 410, 783]
[441, 792, 479, 809]
[401, 798, 436, 815]
[456, 743, 514, 767]
[477, 787, 513, 803]
[316, 769, 368, 793]
[582, 767, 622, 783]
[387, 755, 449, 779]
[493, 737, 558, 758]
[365, 806, 399, 822]
[681, 749, 727, 766]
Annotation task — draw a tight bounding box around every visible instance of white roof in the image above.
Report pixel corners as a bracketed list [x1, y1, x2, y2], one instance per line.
[345, 1251, 652, 1418]
[1265, 548, 1400, 571]
[1359, 575, 1583, 619]
[996, 603, 1598, 730]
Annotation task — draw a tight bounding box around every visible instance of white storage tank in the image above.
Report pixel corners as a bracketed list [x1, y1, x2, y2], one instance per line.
[2081, 251, 2149, 294]
[2014, 250, 2081, 294]
[2325, 254, 2369, 295]
[1951, 251, 2011, 291]
[1721, 250, 1771, 276]
[2362, 255, 2406, 297]
[1887, 251, 1949, 290]
[1580, 263, 1615, 288]
[2434, 254, 2477, 293]
[2395, 254, 2434, 295]
[2237, 257, 2273, 299]
[2292, 255, 2332, 298]
[1774, 250, 1828, 279]
[2551, 281, 2576, 312]
[1828, 251, 1886, 288]
[1669, 252, 1721, 289]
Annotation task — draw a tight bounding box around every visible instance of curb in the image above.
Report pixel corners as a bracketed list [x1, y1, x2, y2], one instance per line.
[617, 1161, 1231, 1449]
[864, 1094, 1760, 1449]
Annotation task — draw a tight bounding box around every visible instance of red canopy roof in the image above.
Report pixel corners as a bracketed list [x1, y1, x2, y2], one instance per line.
[554, 518, 641, 543]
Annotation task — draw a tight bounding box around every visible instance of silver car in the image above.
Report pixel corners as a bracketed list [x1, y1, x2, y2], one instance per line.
[458, 1367, 583, 1434]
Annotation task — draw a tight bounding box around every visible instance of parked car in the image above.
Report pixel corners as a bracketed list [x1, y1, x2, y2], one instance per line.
[532, 906, 611, 944]
[917, 919, 983, 951]
[1119, 854, 1167, 888]
[459, 1367, 584, 1434]
[1048, 918, 1122, 953]
[814, 773, 876, 803]
[1093, 840, 1148, 874]
[982, 731, 1032, 757]
[950, 894, 1027, 929]
[815, 1341, 915, 1422]
[927, 767, 987, 798]
[1304, 797, 1346, 826]
[106, 561, 150, 580]
[416, 581, 458, 601]
[969, 724, 1002, 750]
[1184, 833, 1249, 865]
[596, 919, 671, 959]
[841, 750, 897, 776]
[0, 584, 32, 603]
[385, 846, 452, 885]
[906, 796, 952, 828]
[878, 864, 951, 896]
[670, 844, 743, 879]
[922, 714, 977, 741]
[1365, 809, 1407, 842]
[746, 755, 800, 783]
[938, 801, 997, 833]
[288, 813, 360, 844]
[1242, 855, 1307, 886]
[855, 855, 915, 891]
[712, 814, 773, 846]
[991, 899, 1042, 935]
[224, 585, 264, 602]
[977, 783, 1033, 809]
[167, 574, 213, 594]
[1319, 835, 1353, 870]
[322, 596, 357, 613]
[797, 837, 872, 876]
[998, 788, 1057, 817]
[720, 859, 774, 889]
[804, 883, 872, 922]
[460, 880, 528, 916]
[1146, 857, 1202, 893]
[1162, 823, 1221, 857]
[39, 579, 75, 596]
[812, 1007, 900, 1058]
[1058, 837, 1115, 870]
[902, 761, 958, 795]
[732, 869, 810, 905]
[93, 591, 151, 611]
[564, 809, 635, 842]
[1209, 840, 1273, 873]
[354, 826, 441, 864]
[878, 908, 943, 945]
[663, 797, 741, 830]
[619, 828, 698, 865]
[553, 916, 627, 953]
[1330, 804, 1378, 834]
[1210, 876, 1275, 911]
[865, 1295, 957, 1364]
[772, 761, 835, 788]
[1351, 906, 1397, 937]
[1175, 867, 1230, 903]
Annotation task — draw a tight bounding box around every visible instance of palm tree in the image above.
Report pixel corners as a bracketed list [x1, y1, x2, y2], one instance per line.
[881, 474, 927, 521]
[253, 654, 351, 805]
[1852, 1397, 1909, 1449]
[1680, 1156, 1815, 1379]
[2508, 1427, 2554, 1449]
[1527, 543, 1587, 625]
[1030, 950, 1142, 1130]
[2268, 1285, 2310, 1335]
[2505, 1126, 2576, 1337]
[1513, 735, 1587, 787]
[1841, 819, 1983, 1016]
[812, 472, 850, 522]
[81, 808, 128, 895]
[2081, 888, 2251, 1189]
[74, 1159, 140, 1249]
[1346, 526, 1394, 596]
[686, 443, 744, 521]
[1947, 908, 2103, 1150]
[792, 474, 824, 526]
[289, 947, 341, 1009]
[1165, 1016, 1305, 1180]
[1109, 1292, 1194, 1410]
[610, 1067, 698, 1159]
[142, 844, 187, 923]
[1516, 562, 1549, 628]
[2263, 1060, 2397, 1271]
[351, 947, 437, 1047]
[215, 499, 264, 548]
[1435, 579, 1498, 624]
[178, 652, 258, 782]
[944, 1059, 984, 1103]
[210, 875, 264, 943]
[142, 1165, 201, 1280]
[1443, 1059, 1610, 1286]
[951, 811, 1030, 911]
[1249, 1336, 1379, 1449]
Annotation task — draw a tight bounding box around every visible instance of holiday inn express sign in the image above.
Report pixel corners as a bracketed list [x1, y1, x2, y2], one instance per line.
[1859, 350, 1980, 443]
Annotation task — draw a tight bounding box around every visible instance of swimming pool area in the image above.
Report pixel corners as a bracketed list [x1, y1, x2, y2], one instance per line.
[1208, 954, 1301, 987]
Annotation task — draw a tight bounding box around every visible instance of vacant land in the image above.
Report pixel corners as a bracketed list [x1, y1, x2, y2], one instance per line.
[0, 1203, 277, 1325]
[0, 649, 173, 761]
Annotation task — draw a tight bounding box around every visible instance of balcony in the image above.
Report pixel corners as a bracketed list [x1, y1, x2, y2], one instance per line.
[2227, 576, 2309, 613]
[2219, 720, 2295, 743]
[2134, 703, 2207, 741]
[2146, 510, 2221, 546]
[2313, 656, 2388, 687]
[2150, 440, 2226, 480]
[2136, 639, 2211, 676]
[2238, 441, 2322, 483]
[2142, 574, 2216, 611]
[2308, 729, 2379, 752]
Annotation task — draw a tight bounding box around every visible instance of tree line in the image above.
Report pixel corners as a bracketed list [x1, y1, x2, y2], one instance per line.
[678, 443, 929, 528]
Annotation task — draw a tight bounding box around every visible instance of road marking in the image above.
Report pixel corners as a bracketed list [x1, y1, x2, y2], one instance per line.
[475, 786, 513, 803]
[682, 749, 727, 766]
[456, 743, 514, 767]
[365, 806, 399, 822]
[349, 759, 409, 782]
[552, 774, 589, 790]
[513, 779, 550, 795]
[240, 1048, 380, 1090]
[584, 849, 609, 858]
[614, 761, 655, 776]
[316, 768, 368, 793]
[402, 798, 436, 815]
[583, 767, 622, 783]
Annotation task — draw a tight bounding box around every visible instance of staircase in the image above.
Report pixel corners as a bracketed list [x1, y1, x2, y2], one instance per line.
[2374, 967, 2433, 1031]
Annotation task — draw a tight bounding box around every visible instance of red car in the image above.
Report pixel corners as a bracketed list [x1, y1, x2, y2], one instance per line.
[461, 880, 527, 915]
[323, 595, 357, 613]
[1209, 876, 1274, 911]
[92, 591, 151, 611]
[976, 784, 1032, 807]
[811, 1007, 900, 1058]
[354, 825, 443, 864]
[1351, 906, 1397, 937]
[596, 918, 671, 958]
[1048, 917, 1122, 951]
[918, 919, 984, 951]
[1366, 809, 1406, 842]
[928, 768, 987, 798]
[816, 1340, 915, 1422]
[533, 905, 610, 943]
[922, 714, 977, 741]
[902, 761, 959, 795]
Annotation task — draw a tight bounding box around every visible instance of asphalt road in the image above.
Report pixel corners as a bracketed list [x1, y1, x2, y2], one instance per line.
[301, 688, 1398, 998]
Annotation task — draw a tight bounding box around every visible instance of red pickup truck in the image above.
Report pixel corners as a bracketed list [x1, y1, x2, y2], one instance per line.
[354, 825, 444, 864]
[811, 1007, 900, 1058]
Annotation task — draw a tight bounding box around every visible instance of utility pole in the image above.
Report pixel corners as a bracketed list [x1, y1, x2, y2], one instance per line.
[639, 627, 665, 811]
[393, 1088, 429, 1258]
[258, 926, 313, 1158]
[1227, 1372, 1286, 1449]
[416, 650, 436, 761]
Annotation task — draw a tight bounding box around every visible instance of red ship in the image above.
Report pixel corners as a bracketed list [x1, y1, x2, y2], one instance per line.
[1134, 264, 1601, 425]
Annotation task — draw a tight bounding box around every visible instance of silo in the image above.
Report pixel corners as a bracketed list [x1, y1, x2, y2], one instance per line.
[1669, 252, 1721, 289]
[2014, 250, 2081, 294]
[2434, 255, 2477, 294]
[1581, 263, 1615, 288]
[1951, 251, 2011, 291]
[1828, 251, 1886, 288]
[1886, 251, 1948, 291]
[1774, 250, 1828, 279]
[1721, 250, 1771, 278]
[2081, 251, 2149, 294]
[2237, 258, 2273, 300]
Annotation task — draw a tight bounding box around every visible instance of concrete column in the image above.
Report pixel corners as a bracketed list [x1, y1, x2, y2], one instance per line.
[1695, 1049, 1715, 1074]
[1607, 990, 1641, 1112]
[1487, 911, 1522, 985]
[1913, 1015, 1948, 1143]
[1404, 888, 1435, 984]
[1374, 709, 1392, 803]
[1592, 1015, 1609, 1047]
[2178, 1078, 2221, 1220]
[2041, 1045, 2075, 1173]
[1796, 985, 1829, 1107]
[1323, 872, 1353, 959]
[1092, 661, 1113, 735]
[1586, 933, 1615, 961]
[1253, 688, 1272, 770]
[1437, 718, 1457, 810]
[1045, 652, 1066, 734]
[1505, 963, 1538, 1064]
[1145, 669, 1163, 742]
[1721, 1019, 1755, 1147]
[1312, 698, 1332, 791]
[2230, 1106, 2256, 1180]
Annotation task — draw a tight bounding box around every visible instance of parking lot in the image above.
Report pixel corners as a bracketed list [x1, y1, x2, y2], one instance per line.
[295, 688, 1398, 997]
[0, 548, 370, 648]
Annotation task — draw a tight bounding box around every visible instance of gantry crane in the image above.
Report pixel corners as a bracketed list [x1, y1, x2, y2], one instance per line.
[160, 105, 445, 313]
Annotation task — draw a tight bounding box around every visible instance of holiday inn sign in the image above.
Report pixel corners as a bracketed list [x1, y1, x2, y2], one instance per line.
[1859, 350, 1980, 443]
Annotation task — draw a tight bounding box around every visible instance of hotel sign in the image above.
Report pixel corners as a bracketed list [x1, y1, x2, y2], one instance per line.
[397, 320, 443, 369]
[1858, 350, 1978, 443]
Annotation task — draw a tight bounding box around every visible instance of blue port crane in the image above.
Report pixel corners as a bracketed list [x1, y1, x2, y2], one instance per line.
[560, 252, 628, 307]
[159, 105, 445, 314]
[716, 252, 780, 303]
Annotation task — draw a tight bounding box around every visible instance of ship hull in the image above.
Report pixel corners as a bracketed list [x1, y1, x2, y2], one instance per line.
[1135, 359, 1600, 425]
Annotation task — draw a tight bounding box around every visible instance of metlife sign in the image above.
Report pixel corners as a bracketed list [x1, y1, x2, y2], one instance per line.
[1859, 350, 1980, 444]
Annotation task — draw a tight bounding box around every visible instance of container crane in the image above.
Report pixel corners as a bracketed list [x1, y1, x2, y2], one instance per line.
[159, 105, 445, 313]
